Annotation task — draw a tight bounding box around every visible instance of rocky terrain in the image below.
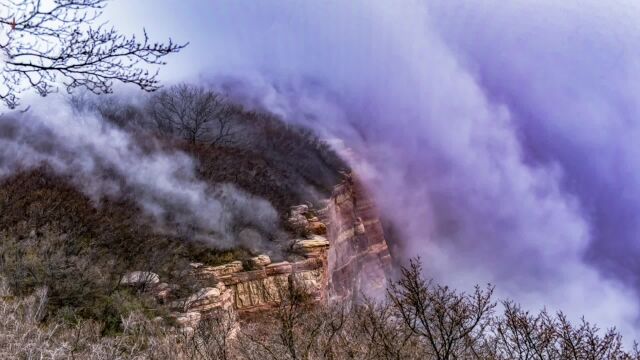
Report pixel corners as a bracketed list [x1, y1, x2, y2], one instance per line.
[326, 174, 393, 302]
[118, 173, 393, 332]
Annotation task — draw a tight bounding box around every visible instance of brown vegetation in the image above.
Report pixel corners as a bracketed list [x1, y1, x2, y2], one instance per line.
[0, 258, 637, 359]
[0, 168, 246, 332]
[0, 87, 348, 331]
[73, 86, 348, 214]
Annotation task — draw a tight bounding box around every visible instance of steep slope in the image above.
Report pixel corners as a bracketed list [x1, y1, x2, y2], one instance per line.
[325, 174, 393, 302]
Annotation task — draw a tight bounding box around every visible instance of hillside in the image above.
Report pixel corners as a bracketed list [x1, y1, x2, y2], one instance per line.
[0, 86, 349, 333]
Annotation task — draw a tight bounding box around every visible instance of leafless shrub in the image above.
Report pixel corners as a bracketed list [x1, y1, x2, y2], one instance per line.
[489, 301, 560, 360]
[1, 248, 638, 360]
[347, 298, 421, 360]
[237, 279, 422, 360]
[388, 258, 496, 359]
[178, 311, 237, 360]
[238, 281, 319, 360]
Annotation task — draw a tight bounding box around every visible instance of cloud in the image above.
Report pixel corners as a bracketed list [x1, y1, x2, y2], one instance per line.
[0, 95, 279, 248]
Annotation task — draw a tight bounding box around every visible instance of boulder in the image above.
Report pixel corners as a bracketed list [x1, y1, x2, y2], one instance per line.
[173, 311, 201, 328]
[308, 221, 327, 235]
[248, 254, 272, 269]
[293, 236, 330, 258]
[293, 236, 330, 249]
[287, 214, 309, 234]
[121, 271, 160, 286]
[151, 282, 172, 302]
[181, 283, 233, 313]
[197, 261, 244, 279]
[187, 287, 220, 304]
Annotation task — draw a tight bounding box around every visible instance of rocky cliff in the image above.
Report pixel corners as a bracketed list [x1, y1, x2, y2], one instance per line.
[324, 174, 393, 302]
[127, 173, 392, 330]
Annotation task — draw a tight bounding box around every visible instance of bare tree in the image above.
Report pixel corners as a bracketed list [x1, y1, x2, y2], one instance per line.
[556, 313, 626, 360]
[388, 258, 496, 360]
[177, 311, 236, 360]
[0, 0, 185, 108]
[149, 84, 237, 145]
[347, 298, 419, 360]
[238, 281, 326, 360]
[489, 303, 630, 360]
[491, 301, 559, 360]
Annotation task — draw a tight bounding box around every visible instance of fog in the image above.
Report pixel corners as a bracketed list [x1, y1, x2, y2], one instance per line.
[0, 96, 279, 248]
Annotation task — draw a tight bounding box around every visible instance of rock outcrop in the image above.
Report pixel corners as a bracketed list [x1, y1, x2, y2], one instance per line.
[169, 281, 235, 331]
[127, 175, 393, 331]
[121, 271, 160, 287]
[194, 238, 329, 314]
[288, 204, 329, 237]
[324, 174, 393, 302]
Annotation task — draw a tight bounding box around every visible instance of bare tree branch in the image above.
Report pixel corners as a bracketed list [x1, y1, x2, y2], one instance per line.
[0, 0, 186, 108]
[148, 84, 238, 146]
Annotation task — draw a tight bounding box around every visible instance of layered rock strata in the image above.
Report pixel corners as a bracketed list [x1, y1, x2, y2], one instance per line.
[324, 174, 393, 302]
[125, 176, 393, 330]
[194, 236, 329, 314]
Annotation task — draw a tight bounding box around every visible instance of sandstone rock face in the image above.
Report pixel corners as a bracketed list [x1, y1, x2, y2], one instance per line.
[293, 236, 330, 258]
[308, 221, 327, 235]
[174, 204, 333, 315]
[121, 271, 160, 286]
[124, 178, 392, 330]
[186, 175, 390, 314]
[325, 174, 392, 303]
[194, 242, 329, 313]
[247, 254, 272, 269]
[196, 261, 244, 279]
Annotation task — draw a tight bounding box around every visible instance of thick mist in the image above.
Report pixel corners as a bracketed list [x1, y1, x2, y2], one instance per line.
[0, 96, 279, 248]
[106, 0, 640, 337]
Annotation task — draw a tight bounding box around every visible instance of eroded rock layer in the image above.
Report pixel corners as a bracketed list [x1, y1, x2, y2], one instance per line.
[127, 176, 393, 331]
[325, 174, 392, 302]
[194, 238, 329, 315]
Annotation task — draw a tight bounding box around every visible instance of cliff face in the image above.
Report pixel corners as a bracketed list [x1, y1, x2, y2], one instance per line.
[187, 174, 393, 315]
[129, 174, 392, 330]
[193, 242, 329, 314]
[324, 174, 393, 302]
